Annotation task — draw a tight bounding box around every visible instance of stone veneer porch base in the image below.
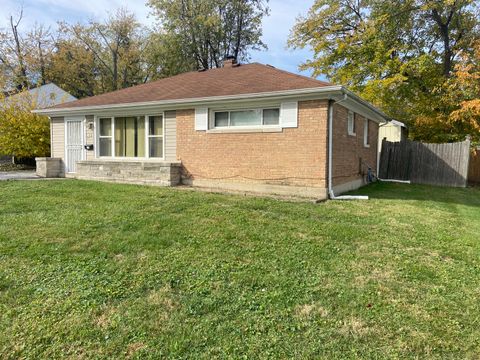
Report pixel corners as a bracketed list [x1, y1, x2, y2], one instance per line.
[35, 157, 64, 178]
[73, 160, 182, 186]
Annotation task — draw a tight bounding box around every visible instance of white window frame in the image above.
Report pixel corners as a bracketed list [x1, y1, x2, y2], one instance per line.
[212, 107, 281, 129]
[146, 114, 166, 159]
[96, 116, 114, 158]
[94, 113, 165, 160]
[348, 110, 356, 136]
[364, 118, 370, 148]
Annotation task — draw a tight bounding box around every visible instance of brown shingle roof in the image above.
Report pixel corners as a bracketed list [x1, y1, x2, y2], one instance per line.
[49, 63, 332, 110]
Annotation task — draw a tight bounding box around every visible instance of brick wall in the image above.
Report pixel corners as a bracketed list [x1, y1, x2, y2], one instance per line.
[176, 100, 329, 188]
[332, 104, 379, 187]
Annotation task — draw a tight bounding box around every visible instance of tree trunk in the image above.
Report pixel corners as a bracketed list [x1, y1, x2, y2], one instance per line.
[10, 15, 29, 89]
[38, 40, 46, 85]
[112, 51, 118, 90]
[233, 12, 244, 62]
[431, 9, 454, 77]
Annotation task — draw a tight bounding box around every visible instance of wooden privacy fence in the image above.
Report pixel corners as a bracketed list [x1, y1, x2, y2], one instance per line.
[469, 148, 480, 185]
[379, 138, 471, 187]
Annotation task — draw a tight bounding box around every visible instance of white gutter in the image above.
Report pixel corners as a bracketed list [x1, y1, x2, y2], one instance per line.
[327, 95, 369, 201]
[377, 178, 411, 184]
[32, 85, 390, 125]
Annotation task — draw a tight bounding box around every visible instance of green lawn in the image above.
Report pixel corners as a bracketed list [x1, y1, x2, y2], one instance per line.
[0, 180, 479, 359]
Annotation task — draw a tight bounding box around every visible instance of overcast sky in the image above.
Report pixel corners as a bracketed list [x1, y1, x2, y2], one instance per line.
[1, 0, 317, 77]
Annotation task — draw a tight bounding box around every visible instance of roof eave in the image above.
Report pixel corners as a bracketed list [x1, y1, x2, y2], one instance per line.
[339, 87, 390, 124]
[32, 85, 390, 123]
[32, 86, 344, 116]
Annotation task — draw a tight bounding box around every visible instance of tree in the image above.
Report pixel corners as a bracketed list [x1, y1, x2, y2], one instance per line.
[0, 91, 50, 159]
[0, 9, 30, 90]
[413, 41, 480, 143]
[148, 0, 269, 69]
[143, 32, 198, 81]
[59, 8, 151, 93]
[25, 24, 56, 86]
[45, 38, 99, 98]
[289, 0, 480, 141]
[0, 8, 56, 91]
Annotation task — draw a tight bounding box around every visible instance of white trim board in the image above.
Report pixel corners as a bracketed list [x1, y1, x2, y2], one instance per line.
[34, 86, 390, 124]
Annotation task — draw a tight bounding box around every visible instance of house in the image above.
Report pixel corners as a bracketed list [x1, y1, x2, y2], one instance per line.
[33, 59, 388, 199]
[4, 83, 77, 109]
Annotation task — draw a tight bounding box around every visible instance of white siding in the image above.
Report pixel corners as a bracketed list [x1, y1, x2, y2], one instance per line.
[165, 111, 177, 161]
[378, 123, 403, 157]
[50, 117, 65, 159]
[85, 115, 95, 160]
[379, 123, 403, 142]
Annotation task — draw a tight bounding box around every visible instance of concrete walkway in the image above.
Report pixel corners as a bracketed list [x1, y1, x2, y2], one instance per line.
[0, 171, 39, 181]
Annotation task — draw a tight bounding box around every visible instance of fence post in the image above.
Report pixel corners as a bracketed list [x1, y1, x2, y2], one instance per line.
[465, 135, 472, 186]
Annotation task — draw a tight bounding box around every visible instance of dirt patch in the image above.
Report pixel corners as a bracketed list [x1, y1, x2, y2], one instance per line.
[295, 303, 329, 318]
[126, 342, 147, 358]
[147, 285, 176, 311]
[94, 307, 117, 329]
[339, 317, 369, 337]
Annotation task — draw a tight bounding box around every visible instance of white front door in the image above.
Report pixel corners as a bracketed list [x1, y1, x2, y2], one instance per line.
[65, 117, 85, 173]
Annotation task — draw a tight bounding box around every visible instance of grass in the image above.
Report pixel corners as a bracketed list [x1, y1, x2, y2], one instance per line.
[0, 180, 479, 359]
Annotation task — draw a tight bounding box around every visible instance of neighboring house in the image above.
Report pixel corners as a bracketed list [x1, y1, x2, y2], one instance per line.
[34, 60, 388, 199]
[4, 83, 77, 109]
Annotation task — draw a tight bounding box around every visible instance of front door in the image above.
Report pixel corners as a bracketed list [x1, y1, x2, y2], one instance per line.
[65, 117, 85, 173]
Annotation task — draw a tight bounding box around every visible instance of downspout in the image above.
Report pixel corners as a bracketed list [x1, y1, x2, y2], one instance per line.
[327, 95, 369, 200]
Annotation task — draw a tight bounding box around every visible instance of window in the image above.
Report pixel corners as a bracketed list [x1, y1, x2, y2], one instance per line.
[214, 112, 229, 127]
[99, 117, 112, 156]
[213, 108, 280, 128]
[114, 117, 145, 157]
[263, 109, 280, 125]
[230, 110, 262, 126]
[148, 115, 164, 158]
[97, 114, 163, 159]
[364, 119, 370, 147]
[347, 111, 355, 135]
